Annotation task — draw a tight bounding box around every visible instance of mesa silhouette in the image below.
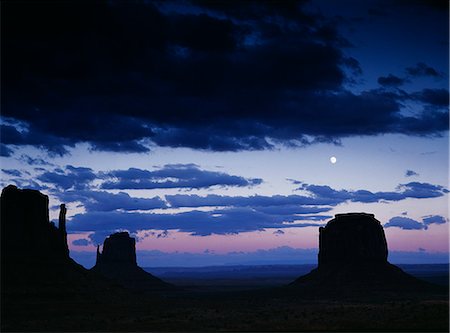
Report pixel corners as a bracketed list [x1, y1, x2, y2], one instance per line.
[92, 232, 174, 291]
[0, 185, 171, 298]
[289, 213, 437, 295]
[1, 185, 92, 295]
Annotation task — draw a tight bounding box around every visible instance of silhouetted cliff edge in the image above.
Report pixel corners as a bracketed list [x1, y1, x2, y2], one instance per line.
[91, 232, 174, 291]
[1, 185, 83, 290]
[289, 213, 439, 295]
[1, 185, 127, 299]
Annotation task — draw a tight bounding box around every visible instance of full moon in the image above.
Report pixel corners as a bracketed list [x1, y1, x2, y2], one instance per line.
[330, 156, 337, 164]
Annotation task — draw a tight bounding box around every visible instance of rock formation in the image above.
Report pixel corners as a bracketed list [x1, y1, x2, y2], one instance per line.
[91, 232, 173, 291]
[318, 213, 388, 266]
[1, 185, 70, 271]
[289, 213, 436, 294]
[0, 185, 125, 298]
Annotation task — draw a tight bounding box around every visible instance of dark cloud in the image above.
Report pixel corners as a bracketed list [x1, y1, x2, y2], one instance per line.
[19, 154, 54, 166]
[273, 229, 285, 236]
[1, 169, 22, 177]
[298, 181, 448, 202]
[405, 170, 419, 177]
[165, 193, 339, 208]
[68, 207, 324, 237]
[57, 190, 167, 212]
[406, 62, 442, 77]
[38, 165, 96, 190]
[87, 230, 117, 246]
[0, 143, 14, 157]
[5, 178, 46, 191]
[412, 88, 449, 107]
[166, 181, 448, 210]
[385, 214, 447, 230]
[60, 179, 448, 236]
[72, 238, 90, 246]
[399, 182, 449, 198]
[385, 216, 425, 230]
[2, 1, 447, 155]
[377, 74, 406, 87]
[422, 215, 447, 226]
[0, 124, 73, 156]
[101, 164, 262, 189]
[35, 164, 261, 191]
[157, 230, 170, 238]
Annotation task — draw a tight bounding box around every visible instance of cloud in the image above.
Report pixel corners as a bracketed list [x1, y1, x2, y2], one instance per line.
[3, 178, 47, 191]
[156, 230, 170, 238]
[297, 181, 448, 203]
[0, 124, 73, 156]
[2, 1, 448, 155]
[406, 62, 442, 77]
[0, 143, 14, 157]
[100, 164, 262, 189]
[72, 238, 90, 246]
[68, 207, 324, 237]
[35, 164, 260, 192]
[47, 179, 447, 236]
[87, 230, 117, 245]
[37, 165, 96, 190]
[166, 193, 341, 208]
[399, 182, 449, 198]
[385, 215, 447, 230]
[57, 190, 167, 212]
[67, 179, 448, 236]
[377, 74, 406, 87]
[412, 88, 449, 107]
[422, 215, 447, 226]
[19, 154, 54, 166]
[385, 216, 426, 230]
[405, 170, 419, 177]
[1, 169, 22, 177]
[273, 229, 285, 236]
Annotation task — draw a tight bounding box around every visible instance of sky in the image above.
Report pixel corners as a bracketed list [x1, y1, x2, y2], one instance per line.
[1, 0, 449, 268]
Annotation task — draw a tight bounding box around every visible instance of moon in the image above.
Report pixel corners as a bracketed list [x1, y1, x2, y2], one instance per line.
[330, 156, 337, 164]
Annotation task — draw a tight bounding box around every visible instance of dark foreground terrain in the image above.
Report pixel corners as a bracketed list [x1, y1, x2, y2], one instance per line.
[2, 265, 448, 332]
[2, 287, 448, 332]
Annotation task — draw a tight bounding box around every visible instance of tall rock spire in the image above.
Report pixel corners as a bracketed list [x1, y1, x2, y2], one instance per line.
[96, 244, 101, 263]
[58, 204, 67, 232]
[59, 203, 69, 256]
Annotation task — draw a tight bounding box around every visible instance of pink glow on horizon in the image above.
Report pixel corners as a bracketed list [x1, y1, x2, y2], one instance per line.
[385, 223, 449, 252]
[68, 223, 449, 254]
[134, 227, 320, 253]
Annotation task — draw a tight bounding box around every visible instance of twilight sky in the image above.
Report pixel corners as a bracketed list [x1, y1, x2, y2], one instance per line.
[1, 0, 448, 267]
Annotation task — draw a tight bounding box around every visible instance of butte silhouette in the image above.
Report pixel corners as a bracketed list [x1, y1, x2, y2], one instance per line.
[289, 213, 437, 295]
[0, 185, 171, 296]
[91, 232, 174, 291]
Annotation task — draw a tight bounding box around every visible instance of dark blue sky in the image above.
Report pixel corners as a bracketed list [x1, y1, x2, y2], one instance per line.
[1, 0, 448, 267]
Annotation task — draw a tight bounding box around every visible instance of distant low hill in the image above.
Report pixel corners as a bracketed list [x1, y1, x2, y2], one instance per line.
[145, 263, 449, 290]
